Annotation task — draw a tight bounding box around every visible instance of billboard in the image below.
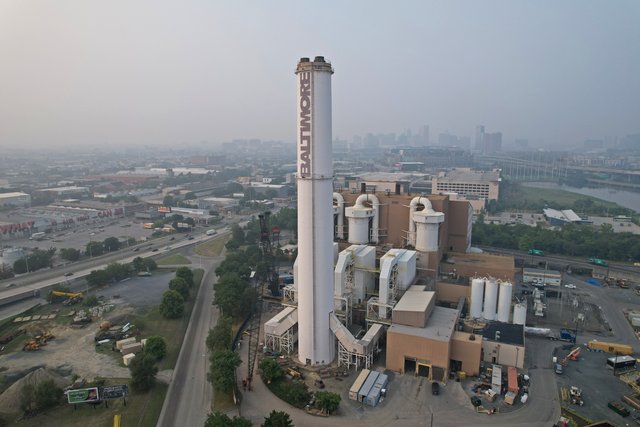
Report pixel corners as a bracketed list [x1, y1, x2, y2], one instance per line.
[100, 385, 129, 400]
[67, 387, 100, 404]
[158, 206, 172, 213]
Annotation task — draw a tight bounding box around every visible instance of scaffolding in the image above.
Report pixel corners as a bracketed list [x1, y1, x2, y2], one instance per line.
[282, 285, 296, 307]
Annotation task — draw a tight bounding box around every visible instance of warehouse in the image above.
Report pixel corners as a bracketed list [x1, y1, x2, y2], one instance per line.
[0, 192, 31, 207]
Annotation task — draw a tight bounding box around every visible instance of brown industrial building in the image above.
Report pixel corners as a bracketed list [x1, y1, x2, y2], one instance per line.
[385, 288, 484, 380]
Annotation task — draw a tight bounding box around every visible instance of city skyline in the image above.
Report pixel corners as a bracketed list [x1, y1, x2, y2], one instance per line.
[1, 1, 639, 149]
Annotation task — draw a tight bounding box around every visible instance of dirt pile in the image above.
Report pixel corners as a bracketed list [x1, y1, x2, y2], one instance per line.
[0, 367, 68, 413]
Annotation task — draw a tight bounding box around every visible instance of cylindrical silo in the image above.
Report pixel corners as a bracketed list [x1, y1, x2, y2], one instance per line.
[483, 279, 498, 320]
[497, 281, 513, 323]
[513, 303, 527, 325]
[295, 56, 335, 365]
[470, 278, 484, 318]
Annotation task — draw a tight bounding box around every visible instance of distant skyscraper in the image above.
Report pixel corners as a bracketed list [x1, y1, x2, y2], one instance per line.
[483, 132, 502, 153]
[475, 125, 485, 151]
[422, 125, 430, 146]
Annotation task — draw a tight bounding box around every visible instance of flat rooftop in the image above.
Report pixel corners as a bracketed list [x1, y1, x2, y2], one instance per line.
[388, 306, 459, 343]
[443, 252, 515, 271]
[436, 169, 500, 183]
[393, 290, 434, 313]
[482, 321, 524, 346]
[352, 172, 413, 183]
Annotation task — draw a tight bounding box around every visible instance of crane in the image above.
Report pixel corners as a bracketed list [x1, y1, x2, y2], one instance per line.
[245, 212, 277, 390]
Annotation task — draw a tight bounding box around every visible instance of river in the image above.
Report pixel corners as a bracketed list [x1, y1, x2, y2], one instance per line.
[522, 182, 640, 213]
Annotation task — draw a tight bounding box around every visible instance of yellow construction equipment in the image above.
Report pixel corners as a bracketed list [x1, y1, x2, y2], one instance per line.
[50, 291, 83, 298]
[587, 340, 633, 355]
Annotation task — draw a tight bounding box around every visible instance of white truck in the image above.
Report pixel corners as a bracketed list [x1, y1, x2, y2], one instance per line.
[30, 232, 46, 241]
[206, 229, 217, 236]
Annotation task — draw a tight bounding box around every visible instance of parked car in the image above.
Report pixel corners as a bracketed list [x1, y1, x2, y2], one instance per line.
[555, 363, 564, 374]
[431, 381, 440, 395]
[564, 284, 576, 289]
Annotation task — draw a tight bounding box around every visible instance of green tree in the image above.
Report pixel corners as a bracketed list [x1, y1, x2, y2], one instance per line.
[169, 277, 190, 300]
[204, 412, 252, 427]
[163, 195, 175, 207]
[86, 240, 104, 257]
[144, 336, 167, 361]
[159, 290, 184, 319]
[259, 358, 283, 384]
[315, 391, 341, 414]
[184, 192, 197, 200]
[175, 266, 194, 287]
[262, 410, 293, 427]
[103, 236, 121, 252]
[86, 269, 111, 286]
[231, 224, 245, 244]
[129, 354, 158, 392]
[60, 248, 81, 261]
[132, 256, 146, 272]
[208, 350, 241, 393]
[105, 262, 131, 281]
[34, 379, 62, 410]
[83, 295, 99, 307]
[206, 316, 233, 352]
[144, 258, 158, 271]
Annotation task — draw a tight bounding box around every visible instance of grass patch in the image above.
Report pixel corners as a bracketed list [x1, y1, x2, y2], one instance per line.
[195, 235, 229, 257]
[213, 390, 235, 412]
[504, 184, 630, 215]
[156, 254, 191, 266]
[3, 379, 168, 427]
[131, 268, 203, 370]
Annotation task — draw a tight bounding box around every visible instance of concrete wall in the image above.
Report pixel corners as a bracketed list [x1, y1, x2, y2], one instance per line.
[435, 282, 470, 304]
[450, 332, 482, 376]
[482, 341, 525, 369]
[386, 329, 450, 378]
[448, 200, 473, 252]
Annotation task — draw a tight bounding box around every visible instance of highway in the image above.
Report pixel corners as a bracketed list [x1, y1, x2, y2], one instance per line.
[479, 246, 640, 276]
[156, 250, 223, 427]
[0, 232, 220, 307]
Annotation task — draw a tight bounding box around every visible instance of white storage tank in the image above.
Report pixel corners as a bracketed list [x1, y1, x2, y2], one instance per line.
[513, 303, 527, 325]
[483, 279, 498, 320]
[497, 281, 513, 323]
[470, 278, 485, 318]
[345, 205, 373, 244]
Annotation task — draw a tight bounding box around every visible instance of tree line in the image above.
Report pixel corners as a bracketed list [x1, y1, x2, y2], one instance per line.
[473, 219, 640, 261]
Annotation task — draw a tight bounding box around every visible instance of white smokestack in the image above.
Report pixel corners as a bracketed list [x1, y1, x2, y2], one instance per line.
[295, 56, 335, 365]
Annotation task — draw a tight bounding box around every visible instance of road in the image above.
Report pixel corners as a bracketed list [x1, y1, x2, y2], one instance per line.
[479, 246, 640, 276]
[0, 232, 223, 306]
[156, 247, 224, 427]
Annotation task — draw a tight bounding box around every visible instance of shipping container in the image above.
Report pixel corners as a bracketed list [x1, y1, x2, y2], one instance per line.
[365, 373, 389, 407]
[349, 369, 370, 401]
[357, 371, 380, 403]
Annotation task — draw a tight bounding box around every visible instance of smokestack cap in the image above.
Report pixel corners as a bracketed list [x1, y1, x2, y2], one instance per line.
[314, 56, 325, 63]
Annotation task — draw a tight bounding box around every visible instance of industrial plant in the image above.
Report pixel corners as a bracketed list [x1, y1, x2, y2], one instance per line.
[263, 56, 525, 384]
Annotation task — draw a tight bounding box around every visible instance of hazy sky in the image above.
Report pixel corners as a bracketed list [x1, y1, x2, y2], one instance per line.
[1, 1, 639, 149]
